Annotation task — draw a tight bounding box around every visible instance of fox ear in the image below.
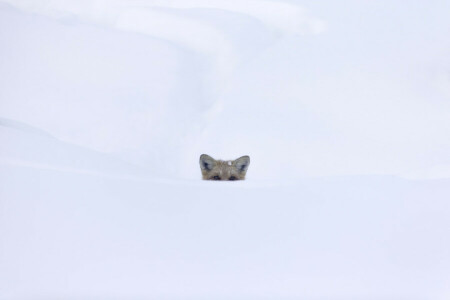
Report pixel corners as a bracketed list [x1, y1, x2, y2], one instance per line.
[200, 154, 216, 171]
[234, 155, 250, 173]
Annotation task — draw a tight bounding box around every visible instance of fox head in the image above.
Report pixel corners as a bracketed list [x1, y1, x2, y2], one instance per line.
[199, 154, 250, 181]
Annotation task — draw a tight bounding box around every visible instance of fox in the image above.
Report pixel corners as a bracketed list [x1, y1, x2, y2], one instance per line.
[199, 154, 250, 181]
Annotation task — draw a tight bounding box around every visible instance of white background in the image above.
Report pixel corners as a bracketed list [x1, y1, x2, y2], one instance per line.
[1, 1, 450, 299]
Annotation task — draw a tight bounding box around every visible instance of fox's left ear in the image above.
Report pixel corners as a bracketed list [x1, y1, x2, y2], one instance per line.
[234, 155, 250, 173]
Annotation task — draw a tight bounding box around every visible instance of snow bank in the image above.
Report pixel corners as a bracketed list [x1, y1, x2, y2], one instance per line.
[1, 150, 450, 299]
[1, 1, 450, 298]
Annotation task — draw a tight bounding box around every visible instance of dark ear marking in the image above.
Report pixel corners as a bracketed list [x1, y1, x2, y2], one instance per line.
[203, 161, 211, 170]
[200, 154, 215, 171]
[234, 155, 250, 173]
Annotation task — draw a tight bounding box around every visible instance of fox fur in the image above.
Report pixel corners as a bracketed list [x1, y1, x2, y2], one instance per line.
[199, 154, 250, 181]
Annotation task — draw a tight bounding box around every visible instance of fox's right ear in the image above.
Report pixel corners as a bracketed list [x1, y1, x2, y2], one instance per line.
[200, 154, 216, 171]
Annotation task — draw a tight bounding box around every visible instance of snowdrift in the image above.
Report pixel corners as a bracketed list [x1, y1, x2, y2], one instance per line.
[1, 121, 450, 299]
[1, 1, 450, 299]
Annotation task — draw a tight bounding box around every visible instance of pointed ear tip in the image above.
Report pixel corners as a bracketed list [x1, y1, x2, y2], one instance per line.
[235, 155, 250, 166]
[200, 154, 215, 165]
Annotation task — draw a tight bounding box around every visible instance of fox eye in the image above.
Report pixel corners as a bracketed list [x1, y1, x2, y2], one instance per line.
[212, 175, 221, 180]
[229, 176, 237, 181]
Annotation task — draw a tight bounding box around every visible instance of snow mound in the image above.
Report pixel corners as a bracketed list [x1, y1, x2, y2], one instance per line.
[0, 118, 151, 180]
[1, 2, 450, 298]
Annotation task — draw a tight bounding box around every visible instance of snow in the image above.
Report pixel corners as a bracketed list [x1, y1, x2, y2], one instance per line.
[1, 0, 450, 299]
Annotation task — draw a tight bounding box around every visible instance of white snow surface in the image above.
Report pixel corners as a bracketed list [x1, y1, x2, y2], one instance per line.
[1, 0, 450, 299]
